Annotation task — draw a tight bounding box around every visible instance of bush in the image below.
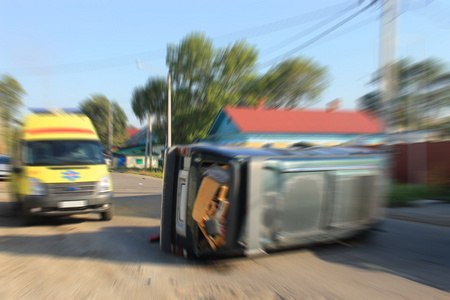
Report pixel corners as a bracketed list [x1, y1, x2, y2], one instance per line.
[118, 167, 163, 179]
[387, 183, 450, 207]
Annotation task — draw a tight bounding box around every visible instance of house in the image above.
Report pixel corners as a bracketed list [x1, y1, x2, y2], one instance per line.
[127, 128, 139, 139]
[203, 106, 384, 147]
[113, 126, 164, 168]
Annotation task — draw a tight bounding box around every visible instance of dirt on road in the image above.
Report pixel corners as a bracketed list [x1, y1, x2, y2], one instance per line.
[0, 174, 449, 299]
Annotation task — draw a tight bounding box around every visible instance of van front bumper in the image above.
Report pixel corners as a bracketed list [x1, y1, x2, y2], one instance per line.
[22, 192, 113, 217]
[0, 170, 11, 180]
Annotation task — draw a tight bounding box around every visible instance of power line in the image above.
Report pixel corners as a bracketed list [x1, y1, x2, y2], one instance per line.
[6, 0, 439, 76]
[248, 12, 380, 108]
[215, 0, 358, 41]
[7, 49, 165, 75]
[259, 0, 379, 69]
[260, 2, 374, 58]
[292, 15, 379, 52]
[409, 0, 450, 28]
[7, 1, 358, 75]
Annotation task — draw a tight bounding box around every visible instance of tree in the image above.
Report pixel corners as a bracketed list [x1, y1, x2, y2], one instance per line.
[131, 78, 167, 144]
[357, 91, 381, 116]
[165, 33, 260, 144]
[136, 32, 328, 145]
[239, 57, 329, 108]
[131, 33, 328, 145]
[358, 58, 450, 130]
[0, 74, 26, 155]
[79, 94, 128, 147]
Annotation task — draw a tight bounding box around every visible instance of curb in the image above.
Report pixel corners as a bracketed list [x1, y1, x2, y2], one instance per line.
[387, 212, 450, 227]
[386, 202, 450, 227]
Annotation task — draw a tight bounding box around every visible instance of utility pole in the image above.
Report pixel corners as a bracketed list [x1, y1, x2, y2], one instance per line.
[148, 114, 153, 170]
[136, 59, 151, 168]
[144, 125, 149, 169]
[167, 73, 172, 148]
[379, 0, 400, 133]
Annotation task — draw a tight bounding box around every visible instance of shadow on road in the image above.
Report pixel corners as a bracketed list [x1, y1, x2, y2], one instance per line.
[0, 197, 202, 267]
[114, 195, 161, 219]
[0, 224, 198, 266]
[310, 221, 450, 292]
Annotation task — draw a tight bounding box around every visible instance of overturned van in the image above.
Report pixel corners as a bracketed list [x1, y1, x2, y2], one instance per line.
[160, 144, 388, 258]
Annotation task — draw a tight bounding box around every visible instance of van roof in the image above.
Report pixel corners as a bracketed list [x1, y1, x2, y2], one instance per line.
[182, 144, 386, 158]
[28, 107, 83, 115]
[23, 113, 99, 141]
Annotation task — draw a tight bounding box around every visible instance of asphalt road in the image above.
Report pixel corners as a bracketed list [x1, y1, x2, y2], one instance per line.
[0, 172, 449, 299]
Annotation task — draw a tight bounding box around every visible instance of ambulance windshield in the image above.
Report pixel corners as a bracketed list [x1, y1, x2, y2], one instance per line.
[25, 140, 105, 166]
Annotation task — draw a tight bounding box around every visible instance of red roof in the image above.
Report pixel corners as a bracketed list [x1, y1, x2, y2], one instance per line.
[223, 106, 383, 134]
[127, 128, 139, 137]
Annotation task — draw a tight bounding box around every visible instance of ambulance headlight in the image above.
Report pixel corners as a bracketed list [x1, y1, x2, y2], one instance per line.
[28, 178, 46, 196]
[99, 175, 111, 193]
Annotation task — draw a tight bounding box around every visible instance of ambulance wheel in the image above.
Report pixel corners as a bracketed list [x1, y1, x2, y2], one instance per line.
[12, 201, 21, 217]
[101, 205, 114, 221]
[22, 211, 38, 226]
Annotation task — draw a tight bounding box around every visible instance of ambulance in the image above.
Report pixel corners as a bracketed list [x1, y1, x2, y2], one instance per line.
[11, 108, 113, 224]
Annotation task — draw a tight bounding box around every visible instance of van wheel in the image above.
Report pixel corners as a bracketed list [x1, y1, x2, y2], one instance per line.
[101, 205, 114, 221]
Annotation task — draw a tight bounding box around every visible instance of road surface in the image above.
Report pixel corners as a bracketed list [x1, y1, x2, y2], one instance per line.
[0, 172, 449, 299]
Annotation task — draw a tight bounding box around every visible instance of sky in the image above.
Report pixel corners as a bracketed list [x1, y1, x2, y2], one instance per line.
[1, 0, 449, 128]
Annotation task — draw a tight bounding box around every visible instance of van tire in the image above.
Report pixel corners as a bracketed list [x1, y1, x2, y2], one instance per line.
[160, 147, 177, 253]
[101, 205, 114, 221]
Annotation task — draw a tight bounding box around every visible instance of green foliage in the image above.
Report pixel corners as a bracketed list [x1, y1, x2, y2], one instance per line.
[132, 78, 167, 124]
[131, 78, 167, 144]
[358, 58, 450, 130]
[166, 33, 260, 144]
[79, 94, 128, 147]
[240, 58, 329, 108]
[119, 167, 163, 179]
[387, 183, 450, 207]
[0, 74, 26, 155]
[357, 91, 381, 116]
[0, 75, 25, 120]
[435, 118, 450, 138]
[112, 102, 128, 145]
[132, 32, 329, 145]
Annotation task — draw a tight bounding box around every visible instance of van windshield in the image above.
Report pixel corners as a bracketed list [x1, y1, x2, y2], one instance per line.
[25, 140, 105, 166]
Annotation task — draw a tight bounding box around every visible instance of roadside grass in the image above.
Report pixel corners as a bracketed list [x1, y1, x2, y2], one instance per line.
[387, 183, 450, 207]
[115, 167, 164, 179]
